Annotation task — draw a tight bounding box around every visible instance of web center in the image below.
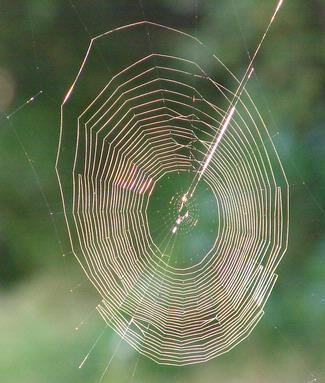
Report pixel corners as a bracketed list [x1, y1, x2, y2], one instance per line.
[147, 171, 220, 269]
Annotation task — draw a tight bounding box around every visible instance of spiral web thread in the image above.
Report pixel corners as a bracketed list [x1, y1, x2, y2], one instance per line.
[56, 7, 288, 366]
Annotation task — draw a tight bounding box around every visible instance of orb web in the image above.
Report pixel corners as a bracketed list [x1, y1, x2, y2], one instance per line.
[56, 21, 289, 365]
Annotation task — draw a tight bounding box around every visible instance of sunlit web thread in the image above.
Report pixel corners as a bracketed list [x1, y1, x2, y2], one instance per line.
[56, 12, 289, 366]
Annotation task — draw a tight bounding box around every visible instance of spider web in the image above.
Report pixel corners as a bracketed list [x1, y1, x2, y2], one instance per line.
[56, 9, 288, 367]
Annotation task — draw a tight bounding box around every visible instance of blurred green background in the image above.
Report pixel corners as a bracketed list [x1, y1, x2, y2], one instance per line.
[0, 0, 324, 382]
